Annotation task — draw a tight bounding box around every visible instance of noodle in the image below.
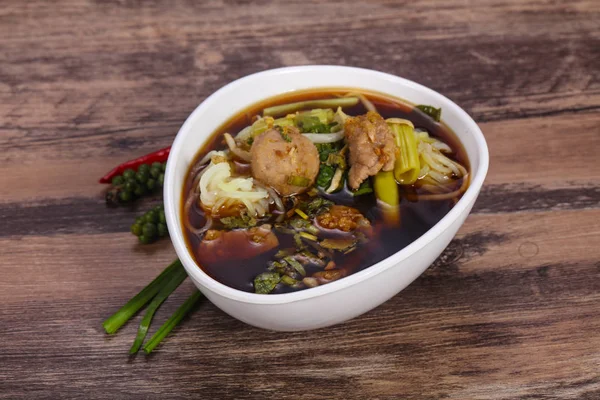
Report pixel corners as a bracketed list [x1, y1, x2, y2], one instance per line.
[410, 174, 470, 201]
[224, 133, 252, 162]
[199, 155, 269, 217]
[183, 192, 214, 235]
[344, 92, 377, 112]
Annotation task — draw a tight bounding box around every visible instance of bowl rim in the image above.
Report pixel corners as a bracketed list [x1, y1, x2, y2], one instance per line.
[164, 65, 489, 305]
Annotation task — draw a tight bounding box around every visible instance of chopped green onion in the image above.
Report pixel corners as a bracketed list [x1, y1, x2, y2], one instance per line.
[416, 105, 442, 122]
[293, 234, 304, 249]
[264, 97, 359, 117]
[352, 179, 373, 196]
[287, 175, 311, 187]
[389, 122, 420, 185]
[143, 290, 204, 354]
[129, 264, 188, 354]
[281, 275, 298, 286]
[274, 249, 293, 259]
[299, 231, 318, 241]
[294, 208, 309, 220]
[284, 256, 306, 276]
[289, 217, 319, 235]
[102, 260, 181, 335]
[274, 224, 296, 235]
[320, 237, 357, 251]
[305, 223, 319, 236]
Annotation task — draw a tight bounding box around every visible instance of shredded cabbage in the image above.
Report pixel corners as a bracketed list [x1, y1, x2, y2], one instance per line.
[199, 152, 269, 217]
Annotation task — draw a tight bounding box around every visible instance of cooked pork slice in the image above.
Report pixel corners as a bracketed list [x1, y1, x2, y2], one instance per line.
[344, 111, 396, 189]
[316, 205, 372, 235]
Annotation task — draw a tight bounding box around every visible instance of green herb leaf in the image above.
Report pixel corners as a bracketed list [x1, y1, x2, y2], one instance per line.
[220, 213, 258, 229]
[352, 179, 373, 196]
[274, 125, 292, 142]
[284, 256, 307, 277]
[297, 115, 331, 133]
[316, 143, 342, 162]
[301, 197, 334, 218]
[254, 272, 281, 294]
[416, 105, 442, 122]
[316, 165, 335, 188]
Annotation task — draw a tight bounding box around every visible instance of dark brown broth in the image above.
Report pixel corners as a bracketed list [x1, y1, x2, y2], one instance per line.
[181, 88, 469, 293]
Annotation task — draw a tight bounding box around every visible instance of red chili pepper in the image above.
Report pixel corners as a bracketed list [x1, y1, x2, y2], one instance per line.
[99, 146, 171, 184]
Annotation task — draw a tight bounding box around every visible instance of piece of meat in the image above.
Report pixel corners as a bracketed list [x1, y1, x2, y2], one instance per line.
[251, 127, 320, 196]
[316, 205, 372, 235]
[344, 111, 396, 189]
[197, 224, 279, 264]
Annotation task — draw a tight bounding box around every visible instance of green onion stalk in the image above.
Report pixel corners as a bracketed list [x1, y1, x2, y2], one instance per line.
[102, 259, 205, 354]
[102, 260, 182, 334]
[389, 122, 419, 185]
[374, 171, 400, 225]
[129, 265, 188, 354]
[263, 97, 359, 117]
[143, 291, 204, 354]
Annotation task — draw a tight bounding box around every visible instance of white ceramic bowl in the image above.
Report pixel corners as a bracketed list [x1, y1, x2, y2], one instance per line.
[164, 66, 488, 331]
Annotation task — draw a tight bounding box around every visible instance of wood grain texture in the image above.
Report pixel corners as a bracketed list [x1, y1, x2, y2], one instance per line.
[1, 0, 599, 399]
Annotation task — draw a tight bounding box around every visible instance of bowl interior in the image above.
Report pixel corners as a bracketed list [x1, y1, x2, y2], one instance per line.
[164, 66, 488, 304]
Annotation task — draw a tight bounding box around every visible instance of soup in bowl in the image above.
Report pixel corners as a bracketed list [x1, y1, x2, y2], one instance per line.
[164, 66, 488, 331]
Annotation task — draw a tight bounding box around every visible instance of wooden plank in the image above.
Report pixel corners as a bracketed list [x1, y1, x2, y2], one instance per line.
[1, 208, 598, 299]
[482, 113, 600, 186]
[1, 110, 599, 205]
[0, 1, 598, 128]
[1, 182, 599, 238]
[1, 0, 600, 398]
[0, 212, 598, 399]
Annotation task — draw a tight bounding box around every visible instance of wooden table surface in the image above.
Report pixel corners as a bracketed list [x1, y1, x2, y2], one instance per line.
[1, 1, 599, 399]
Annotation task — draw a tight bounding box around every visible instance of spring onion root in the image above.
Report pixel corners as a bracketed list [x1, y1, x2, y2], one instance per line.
[129, 264, 188, 354]
[102, 260, 181, 334]
[263, 97, 359, 117]
[143, 290, 204, 354]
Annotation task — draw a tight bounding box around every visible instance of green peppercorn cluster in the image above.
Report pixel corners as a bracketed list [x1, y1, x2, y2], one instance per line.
[131, 205, 169, 244]
[107, 162, 166, 205]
